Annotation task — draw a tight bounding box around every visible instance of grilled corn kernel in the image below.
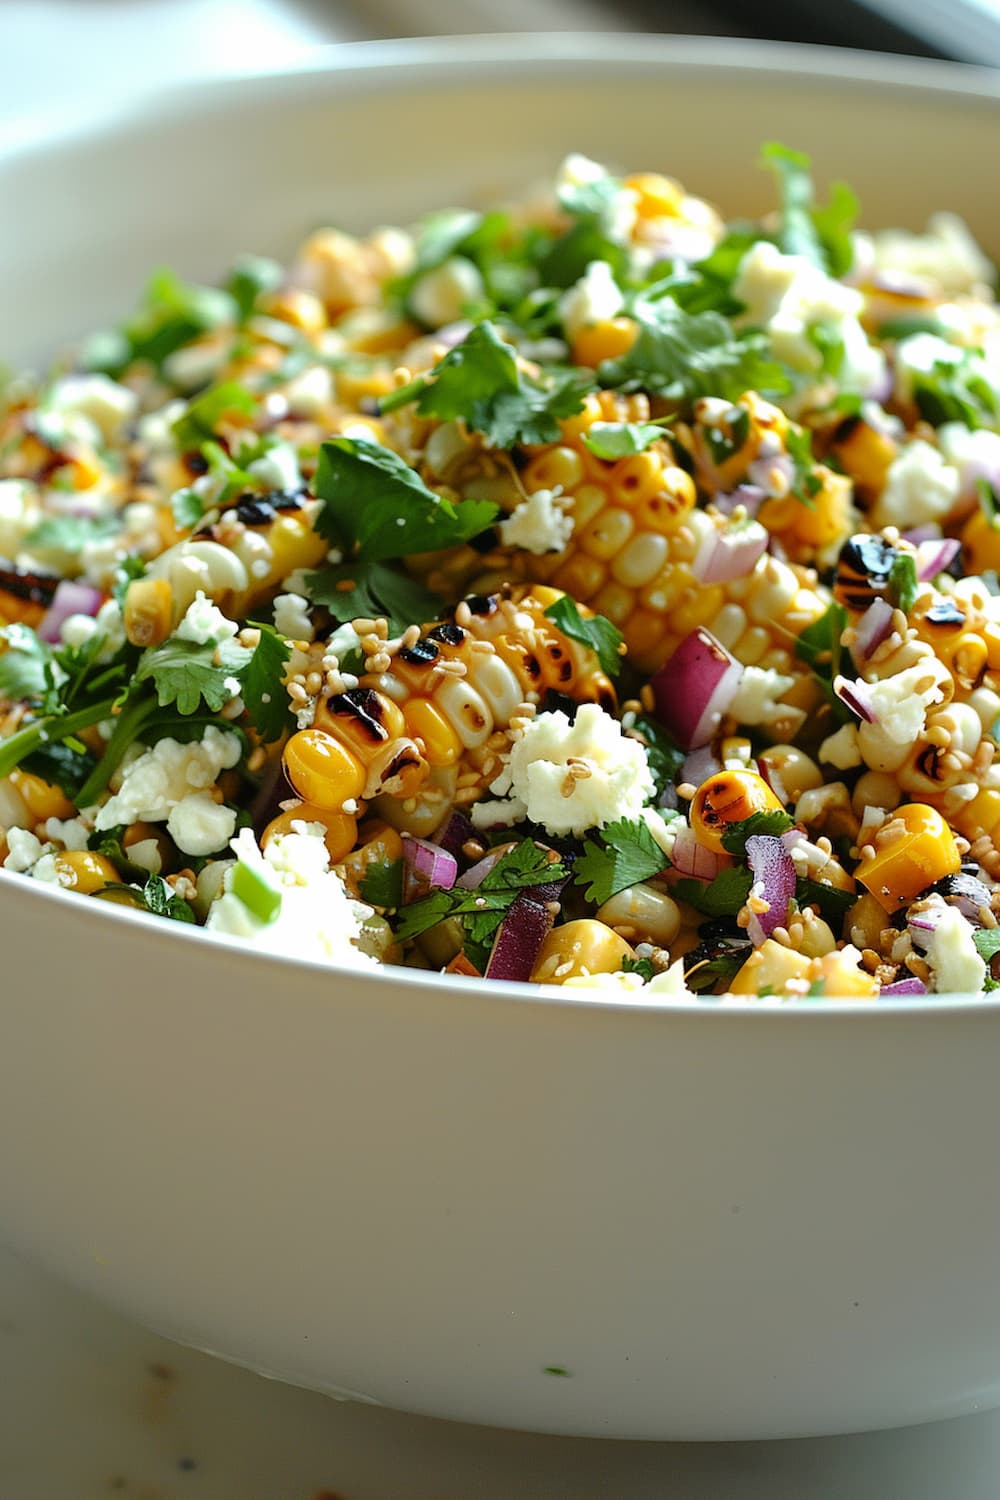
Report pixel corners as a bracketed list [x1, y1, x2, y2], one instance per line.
[403, 697, 463, 766]
[571, 317, 637, 368]
[690, 769, 785, 854]
[8, 768, 75, 821]
[262, 802, 357, 863]
[857, 802, 960, 912]
[531, 919, 635, 984]
[282, 728, 366, 810]
[52, 850, 119, 894]
[123, 576, 174, 647]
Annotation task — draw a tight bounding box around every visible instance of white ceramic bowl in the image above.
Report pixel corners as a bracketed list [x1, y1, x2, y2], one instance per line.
[3, 36, 1000, 1442]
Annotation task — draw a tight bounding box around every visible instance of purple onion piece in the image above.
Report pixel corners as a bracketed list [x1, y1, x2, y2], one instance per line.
[401, 835, 457, 899]
[713, 484, 765, 518]
[902, 524, 940, 546]
[748, 452, 794, 495]
[692, 521, 769, 585]
[915, 537, 962, 581]
[834, 674, 877, 724]
[680, 745, 722, 790]
[37, 579, 103, 643]
[745, 834, 797, 945]
[485, 893, 555, 983]
[670, 824, 723, 881]
[880, 977, 929, 997]
[457, 846, 511, 890]
[650, 627, 744, 751]
[850, 598, 895, 669]
[434, 810, 475, 863]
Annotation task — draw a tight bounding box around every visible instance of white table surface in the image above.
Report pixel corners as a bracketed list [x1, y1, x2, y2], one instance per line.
[3, 4, 1000, 1495]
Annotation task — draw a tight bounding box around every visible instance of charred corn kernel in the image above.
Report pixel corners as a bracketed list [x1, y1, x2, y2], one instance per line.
[858, 802, 960, 912]
[403, 697, 463, 766]
[337, 820, 405, 899]
[728, 940, 812, 996]
[690, 769, 785, 854]
[531, 919, 635, 984]
[263, 802, 357, 863]
[818, 949, 879, 999]
[596, 883, 680, 946]
[315, 689, 407, 756]
[123, 576, 173, 647]
[571, 317, 637, 369]
[52, 850, 119, 894]
[0, 563, 58, 627]
[283, 728, 366, 810]
[8, 768, 75, 821]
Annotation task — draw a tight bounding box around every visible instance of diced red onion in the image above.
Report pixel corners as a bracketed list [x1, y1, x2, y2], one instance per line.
[670, 824, 724, 881]
[880, 977, 928, 997]
[37, 579, 103, 643]
[864, 365, 893, 404]
[745, 834, 797, 947]
[902, 524, 940, 546]
[872, 267, 935, 298]
[434, 810, 475, 863]
[485, 893, 554, 983]
[915, 537, 961, 581]
[757, 756, 789, 806]
[849, 598, 896, 668]
[457, 847, 509, 890]
[713, 484, 765, 518]
[834, 674, 877, 724]
[436, 320, 474, 351]
[907, 904, 944, 948]
[692, 520, 769, 585]
[402, 835, 457, 899]
[780, 827, 807, 856]
[748, 452, 794, 497]
[680, 745, 722, 790]
[651, 628, 744, 751]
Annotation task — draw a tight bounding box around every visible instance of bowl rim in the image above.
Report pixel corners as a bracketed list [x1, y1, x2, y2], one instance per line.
[2, 31, 998, 1020]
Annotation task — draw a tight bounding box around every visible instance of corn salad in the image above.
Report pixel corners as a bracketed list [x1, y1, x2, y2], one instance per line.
[2, 145, 1000, 999]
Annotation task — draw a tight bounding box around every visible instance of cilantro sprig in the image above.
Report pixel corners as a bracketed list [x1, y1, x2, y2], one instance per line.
[761, 142, 859, 278]
[542, 596, 624, 678]
[572, 817, 667, 906]
[718, 809, 795, 856]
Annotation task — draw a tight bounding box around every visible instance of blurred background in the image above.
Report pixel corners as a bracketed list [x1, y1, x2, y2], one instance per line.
[4, 0, 1000, 131]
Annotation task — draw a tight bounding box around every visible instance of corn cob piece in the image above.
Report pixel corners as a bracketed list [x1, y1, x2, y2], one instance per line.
[273, 585, 617, 851]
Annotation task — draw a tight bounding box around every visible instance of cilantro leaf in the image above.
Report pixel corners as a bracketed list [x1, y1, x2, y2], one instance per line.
[683, 935, 752, 992]
[543, 596, 624, 678]
[312, 436, 497, 563]
[21, 739, 98, 798]
[973, 928, 1000, 962]
[0, 624, 54, 702]
[171, 487, 205, 530]
[238, 623, 292, 742]
[133, 637, 250, 716]
[910, 350, 999, 430]
[622, 956, 656, 982]
[719, 809, 795, 856]
[305, 559, 446, 635]
[85, 267, 237, 378]
[624, 714, 684, 802]
[225, 254, 283, 323]
[795, 876, 855, 925]
[359, 856, 404, 909]
[172, 381, 257, 452]
[672, 866, 754, 918]
[572, 817, 667, 905]
[24, 514, 119, 552]
[784, 425, 823, 505]
[598, 298, 791, 407]
[795, 601, 852, 721]
[141, 873, 196, 923]
[582, 420, 670, 460]
[382, 322, 593, 448]
[396, 841, 565, 946]
[761, 142, 859, 277]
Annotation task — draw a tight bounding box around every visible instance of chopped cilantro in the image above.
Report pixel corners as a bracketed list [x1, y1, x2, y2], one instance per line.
[171, 381, 257, 452]
[24, 514, 119, 552]
[133, 636, 250, 716]
[877, 314, 947, 341]
[761, 142, 859, 277]
[306, 560, 443, 636]
[542, 596, 624, 678]
[572, 817, 668, 905]
[359, 856, 404, 910]
[719, 809, 795, 856]
[973, 928, 1000, 962]
[171, 487, 205, 530]
[395, 841, 566, 948]
[909, 350, 999, 430]
[795, 876, 855, 925]
[238, 623, 293, 742]
[582, 419, 671, 460]
[225, 254, 283, 323]
[597, 297, 791, 408]
[140, 873, 196, 923]
[887, 551, 919, 614]
[0, 623, 55, 702]
[784, 425, 823, 505]
[672, 866, 754, 919]
[795, 601, 852, 721]
[683, 937, 751, 993]
[85, 267, 236, 378]
[624, 713, 684, 802]
[20, 739, 97, 799]
[807, 320, 846, 378]
[381, 321, 592, 448]
[622, 956, 656, 982]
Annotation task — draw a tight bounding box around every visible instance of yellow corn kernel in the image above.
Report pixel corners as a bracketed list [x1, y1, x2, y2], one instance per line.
[521, 445, 586, 494]
[315, 690, 407, 759]
[283, 728, 366, 809]
[52, 850, 119, 894]
[690, 769, 785, 854]
[403, 697, 463, 766]
[338, 820, 405, 900]
[571, 317, 637, 369]
[609, 451, 670, 508]
[8, 768, 75, 821]
[828, 417, 898, 496]
[559, 392, 605, 442]
[633, 471, 696, 532]
[623, 171, 684, 219]
[552, 552, 607, 602]
[121, 821, 175, 875]
[576, 506, 635, 562]
[728, 939, 812, 996]
[954, 787, 1000, 842]
[596, 883, 681, 946]
[818, 949, 879, 999]
[610, 530, 669, 589]
[757, 745, 823, 801]
[262, 802, 357, 863]
[945, 631, 989, 692]
[592, 580, 637, 627]
[858, 802, 960, 912]
[259, 286, 327, 335]
[123, 576, 174, 648]
[531, 918, 635, 984]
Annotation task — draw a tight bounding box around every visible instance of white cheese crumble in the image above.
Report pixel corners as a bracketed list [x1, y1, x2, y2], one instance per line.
[284, 364, 334, 419]
[558, 260, 624, 342]
[272, 592, 314, 642]
[248, 441, 302, 494]
[819, 723, 862, 770]
[42, 816, 90, 851]
[920, 903, 987, 994]
[555, 154, 637, 242]
[175, 590, 239, 647]
[870, 439, 960, 529]
[490, 704, 654, 837]
[2, 827, 45, 873]
[0, 478, 40, 559]
[857, 663, 948, 772]
[166, 792, 238, 857]
[95, 726, 242, 831]
[498, 488, 574, 555]
[734, 240, 886, 395]
[469, 795, 529, 831]
[206, 823, 377, 968]
[870, 213, 995, 297]
[47, 374, 138, 443]
[728, 666, 797, 730]
[410, 257, 485, 328]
